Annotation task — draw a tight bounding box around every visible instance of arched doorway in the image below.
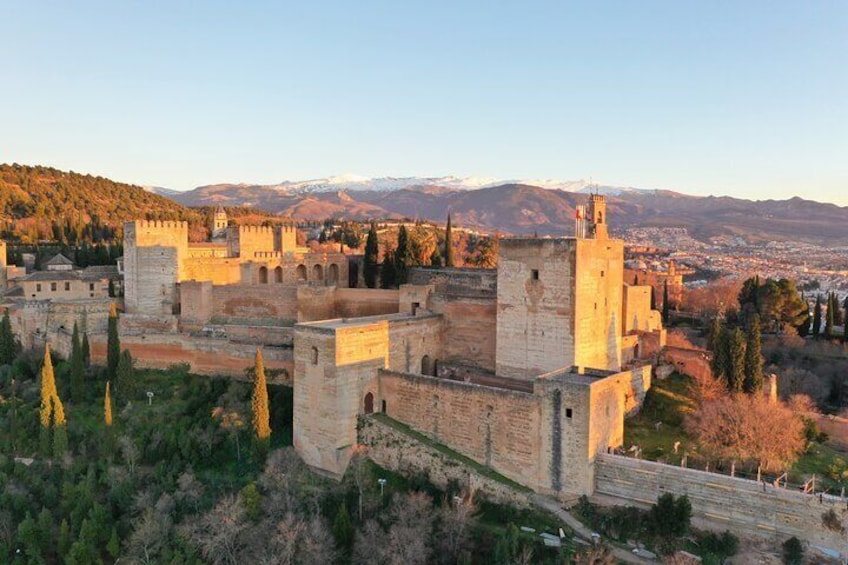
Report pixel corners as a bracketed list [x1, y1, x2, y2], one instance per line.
[349, 262, 359, 288]
[421, 355, 432, 376]
[312, 264, 324, 282]
[296, 264, 307, 281]
[274, 266, 283, 283]
[328, 263, 339, 284]
[364, 392, 374, 414]
[258, 266, 268, 284]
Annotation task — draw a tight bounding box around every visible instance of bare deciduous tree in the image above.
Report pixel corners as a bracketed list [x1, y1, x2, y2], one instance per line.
[685, 394, 805, 471]
[182, 494, 249, 565]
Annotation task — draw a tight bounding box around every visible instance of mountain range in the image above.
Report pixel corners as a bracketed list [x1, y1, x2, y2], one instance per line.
[152, 177, 848, 245]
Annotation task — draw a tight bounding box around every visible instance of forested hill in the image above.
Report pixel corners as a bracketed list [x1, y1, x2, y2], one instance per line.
[0, 164, 197, 243]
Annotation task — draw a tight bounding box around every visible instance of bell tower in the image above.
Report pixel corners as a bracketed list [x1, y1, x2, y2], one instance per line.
[587, 194, 608, 240]
[212, 206, 228, 240]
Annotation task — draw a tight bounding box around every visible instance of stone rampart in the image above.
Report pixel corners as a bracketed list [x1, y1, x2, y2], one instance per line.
[335, 288, 399, 318]
[594, 454, 845, 553]
[90, 333, 292, 381]
[359, 415, 531, 508]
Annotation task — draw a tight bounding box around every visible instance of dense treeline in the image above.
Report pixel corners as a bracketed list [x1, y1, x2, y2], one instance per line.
[0, 164, 199, 243]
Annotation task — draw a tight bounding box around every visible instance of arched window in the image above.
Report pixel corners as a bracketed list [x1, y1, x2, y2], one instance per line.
[328, 263, 339, 284]
[312, 264, 324, 281]
[296, 264, 307, 281]
[274, 266, 283, 283]
[364, 392, 374, 414]
[258, 266, 268, 284]
[311, 346, 318, 365]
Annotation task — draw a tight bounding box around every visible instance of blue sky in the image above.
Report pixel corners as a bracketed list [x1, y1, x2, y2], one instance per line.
[1, 1, 845, 203]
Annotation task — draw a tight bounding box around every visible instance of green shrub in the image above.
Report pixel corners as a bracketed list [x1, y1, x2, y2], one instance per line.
[782, 536, 804, 565]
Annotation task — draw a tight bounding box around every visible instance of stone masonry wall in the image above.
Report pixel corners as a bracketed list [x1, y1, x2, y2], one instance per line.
[594, 454, 845, 553]
[359, 416, 531, 508]
[378, 370, 544, 493]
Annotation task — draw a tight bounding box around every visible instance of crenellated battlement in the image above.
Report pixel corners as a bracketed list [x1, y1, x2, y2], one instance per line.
[254, 251, 283, 258]
[132, 220, 189, 230]
[235, 225, 275, 235]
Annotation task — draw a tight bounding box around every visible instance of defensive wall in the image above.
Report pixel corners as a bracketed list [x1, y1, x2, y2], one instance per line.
[359, 414, 532, 508]
[88, 332, 293, 381]
[594, 454, 845, 554]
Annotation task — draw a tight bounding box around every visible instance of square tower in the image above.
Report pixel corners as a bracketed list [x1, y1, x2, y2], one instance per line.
[495, 236, 623, 379]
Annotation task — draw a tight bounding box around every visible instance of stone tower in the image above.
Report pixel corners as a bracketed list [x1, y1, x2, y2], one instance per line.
[212, 206, 228, 240]
[587, 194, 608, 240]
[495, 203, 623, 379]
[123, 220, 188, 316]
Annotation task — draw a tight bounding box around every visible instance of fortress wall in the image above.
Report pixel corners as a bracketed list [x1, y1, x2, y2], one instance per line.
[622, 284, 654, 333]
[204, 324, 293, 347]
[378, 370, 543, 492]
[385, 315, 443, 373]
[124, 221, 188, 315]
[594, 454, 844, 552]
[90, 333, 293, 380]
[429, 294, 496, 371]
[180, 281, 213, 327]
[296, 285, 337, 321]
[574, 238, 624, 371]
[211, 284, 299, 322]
[359, 416, 531, 508]
[182, 257, 243, 285]
[335, 288, 399, 318]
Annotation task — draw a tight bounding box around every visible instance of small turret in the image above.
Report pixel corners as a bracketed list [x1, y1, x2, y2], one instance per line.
[212, 206, 228, 240]
[587, 194, 608, 240]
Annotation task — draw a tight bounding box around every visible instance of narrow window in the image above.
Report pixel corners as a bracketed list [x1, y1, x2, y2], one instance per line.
[601, 270, 605, 277]
[311, 346, 319, 365]
[566, 408, 573, 419]
[531, 269, 539, 281]
[36, 283, 42, 292]
[51, 282, 57, 291]
[89, 283, 95, 291]
[64, 282, 70, 291]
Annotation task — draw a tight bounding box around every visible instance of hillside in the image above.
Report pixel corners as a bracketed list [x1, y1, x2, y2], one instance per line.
[0, 164, 196, 242]
[166, 180, 848, 245]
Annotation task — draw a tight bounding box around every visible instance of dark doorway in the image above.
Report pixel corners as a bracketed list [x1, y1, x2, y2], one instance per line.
[364, 392, 374, 414]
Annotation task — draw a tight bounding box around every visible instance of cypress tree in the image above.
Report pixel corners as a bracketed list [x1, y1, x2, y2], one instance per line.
[444, 213, 455, 267]
[0, 309, 16, 365]
[363, 222, 379, 288]
[743, 314, 763, 393]
[380, 250, 397, 289]
[429, 244, 442, 268]
[251, 349, 271, 445]
[705, 316, 722, 352]
[115, 349, 135, 403]
[727, 328, 746, 393]
[843, 297, 848, 343]
[52, 390, 67, 457]
[107, 302, 120, 378]
[82, 332, 91, 368]
[39, 345, 67, 456]
[834, 293, 844, 327]
[395, 225, 411, 285]
[812, 295, 822, 338]
[40, 345, 56, 433]
[70, 322, 85, 402]
[710, 326, 728, 382]
[662, 281, 670, 325]
[104, 381, 113, 427]
[825, 293, 834, 339]
[650, 286, 657, 311]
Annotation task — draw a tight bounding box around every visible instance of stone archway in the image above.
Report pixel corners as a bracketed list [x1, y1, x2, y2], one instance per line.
[258, 266, 268, 284]
[421, 355, 432, 376]
[274, 266, 283, 283]
[328, 263, 339, 284]
[364, 392, 374, 414]
[296, 264, 307, 281]
[312, 264, 324, 282]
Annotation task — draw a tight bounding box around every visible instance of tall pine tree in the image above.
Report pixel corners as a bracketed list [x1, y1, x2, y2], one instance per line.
[727, 328, 746, 393]
[0, 309, 16, 365]
[743, 314, 763, 393]
[380, 250, 397, 289]
[710, 325, 729, 382]
[104, 381, 113, 427]
[444, 213, 455, 267]
[812, 295, 822, 338]
[82, 332, 91, 368]
[706, 316, 722, 352]
[825, 293, 835, 339]
[115, 349, 136, 403]
[394, 225, 411, 285]
[363, 222, 379, 289]
[70, 322, 85, 402]
[251, 348, 271, 447]
[107, 302, 120, 378]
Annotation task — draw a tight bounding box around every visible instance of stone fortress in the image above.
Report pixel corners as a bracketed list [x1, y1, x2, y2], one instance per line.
[5, 195, 844, 553]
